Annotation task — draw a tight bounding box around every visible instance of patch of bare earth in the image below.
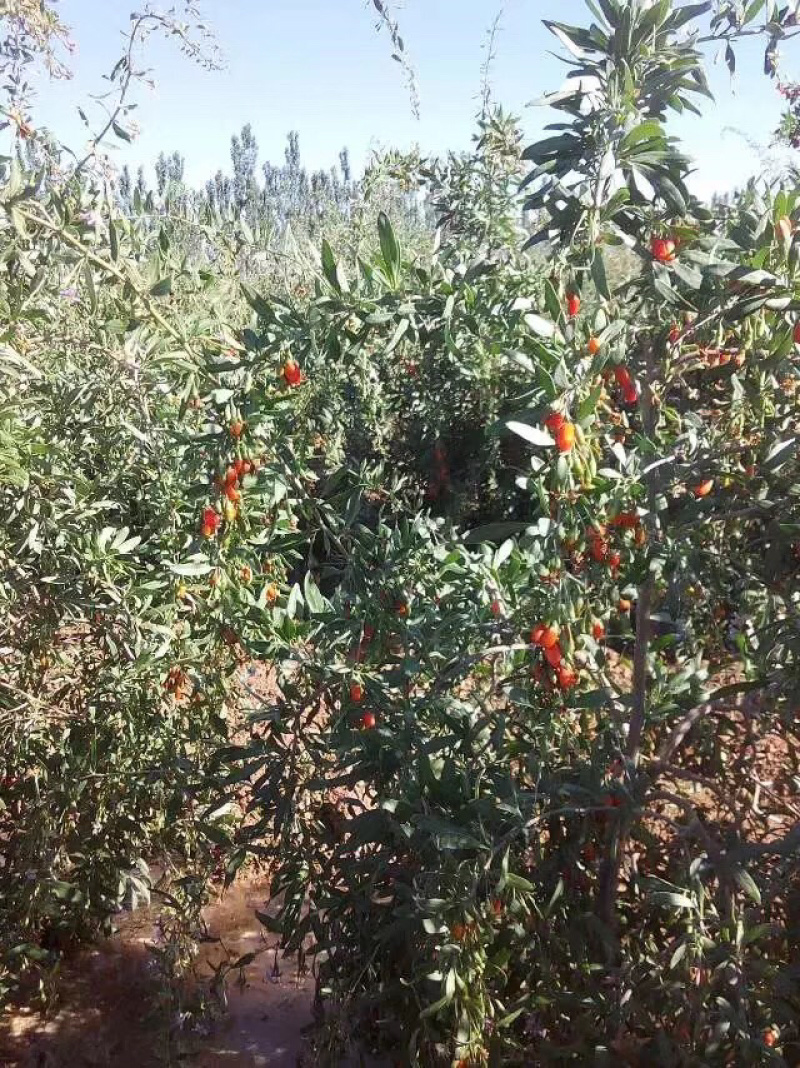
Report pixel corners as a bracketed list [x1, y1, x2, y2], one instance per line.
[0, 873, 316, 1068]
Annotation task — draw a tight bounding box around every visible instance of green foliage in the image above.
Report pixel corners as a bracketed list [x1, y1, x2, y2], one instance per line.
[0, 2, 799, 1066]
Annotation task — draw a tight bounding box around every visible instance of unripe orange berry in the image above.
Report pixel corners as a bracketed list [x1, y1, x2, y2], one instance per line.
[692, 479, 714, 498]
[555, 422, 576, 453]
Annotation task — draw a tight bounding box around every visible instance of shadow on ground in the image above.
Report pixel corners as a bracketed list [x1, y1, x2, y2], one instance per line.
[0, 876, 317, 1068]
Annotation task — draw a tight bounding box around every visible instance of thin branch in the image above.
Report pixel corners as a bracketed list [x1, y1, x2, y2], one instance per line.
[369, 0, 420, 119]
[727, 823, 800, 861]
[12, 203, 190, 350]
[73, 12, 149, 177]
[479, 8, 504, 119]
[655, 699, 724, 765]
[651, 788, 728, 866]
[626, 337, 659, 763]
[429, 642, 532, 698]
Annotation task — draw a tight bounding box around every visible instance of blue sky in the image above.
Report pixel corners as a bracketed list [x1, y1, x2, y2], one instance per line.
[32, 0, 796, 198]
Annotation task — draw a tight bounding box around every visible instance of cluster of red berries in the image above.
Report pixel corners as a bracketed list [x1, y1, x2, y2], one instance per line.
[592, 511, 646, 565]
[563, 511, 643, 582]
[587, 523, 622, 571]
[697, 348, 746, 369]
[201, 506, 221, 538]
[217, 455, 258, 503]
[347, 675, 376, 729]
[530, 624, 578, 690]
[544, 411, 576, 453]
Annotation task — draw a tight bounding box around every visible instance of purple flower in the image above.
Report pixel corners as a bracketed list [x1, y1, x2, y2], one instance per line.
[80, 209, 103, 228]
[60, 286, 79, 303]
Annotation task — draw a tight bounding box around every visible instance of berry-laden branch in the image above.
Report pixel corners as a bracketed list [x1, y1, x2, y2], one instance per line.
[596, 336, 659, 937]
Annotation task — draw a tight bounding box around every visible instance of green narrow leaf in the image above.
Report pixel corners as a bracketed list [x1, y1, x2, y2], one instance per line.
[10, 206, 27, 238]
[764, 437, 797, 470]
[286, 582, 303, 619]
[241, 283, 271, 320]
[732, 868, 761, 905]
[524, 313, 556, 338]
[670, 942, 688, 969]
[506, 421, 554, 448]
[503, 872, 536, 893]
[385, 317, 409, 354]
[378, 211, 401, 283]
[256, 909, 283, 934]
[651, 891, 694, 909]
[545, 877, 564, 916]
[167, 560, 213, 577]
[591, 250, 611, 300]
[303, 573, 327, 615]
[670, 1, 711, 30]
[149, 276, 172, 297]
[463, 521, 531, 545]
[112, 120, 132, 142]
[321, 239, 341, 294]
[493, 538, 514, 569]
[744, 0, 765, 21]
[232, 952, 256, 969]
[109, 219, 119, 262]
[543, 279, 561, 322]
[577, 384, 603, 421]
[419, 994, 451, 1019]
[742, 922, 773, 945]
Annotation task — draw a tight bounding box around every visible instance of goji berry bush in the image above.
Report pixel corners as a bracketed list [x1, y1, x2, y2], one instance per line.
[1, 1, 799, 1065]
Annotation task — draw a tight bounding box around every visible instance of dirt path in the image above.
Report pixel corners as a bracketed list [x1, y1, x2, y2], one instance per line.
[0, 875, 317, 1068]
